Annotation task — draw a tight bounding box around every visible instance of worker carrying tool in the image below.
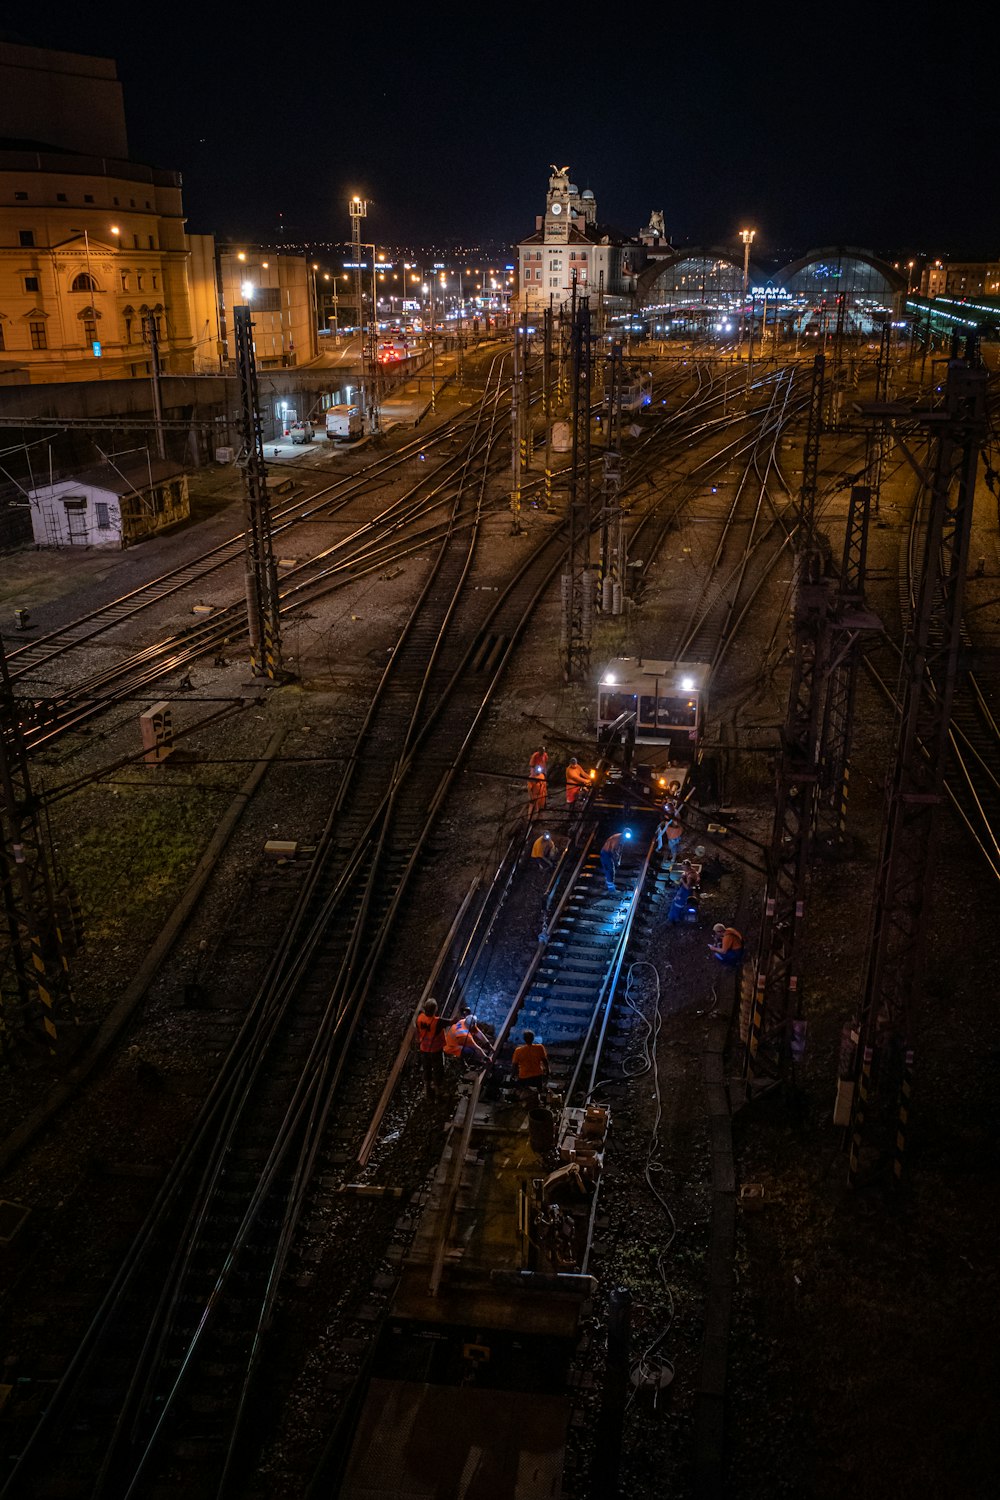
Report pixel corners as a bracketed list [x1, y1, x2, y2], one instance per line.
[511, 1030, 550, 1096]
[667, 861, 700, 924]
[708, 924, 744, 966]
[414, 998, 448, 1098]
[600, 830, 630, 893]
[564, 757, 591, 806]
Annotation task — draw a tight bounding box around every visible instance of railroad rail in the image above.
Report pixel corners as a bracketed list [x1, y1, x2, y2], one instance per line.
[0, 352, 611, 1498]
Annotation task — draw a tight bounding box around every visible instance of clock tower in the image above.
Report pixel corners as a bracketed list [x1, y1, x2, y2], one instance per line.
[545, 164, 571, 243]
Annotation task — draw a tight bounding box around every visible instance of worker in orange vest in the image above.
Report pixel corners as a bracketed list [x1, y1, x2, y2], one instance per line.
[708, 924, 744, 967]
[527, 748, 548, 818]
[565, 757, 590, 806]
[511, 1029, 549, 1097]
[414, 998, 448, 1098]
[443, 1009, 491, 1070]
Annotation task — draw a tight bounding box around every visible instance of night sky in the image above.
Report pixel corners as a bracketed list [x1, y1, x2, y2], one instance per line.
[14, 6, 1000, 259]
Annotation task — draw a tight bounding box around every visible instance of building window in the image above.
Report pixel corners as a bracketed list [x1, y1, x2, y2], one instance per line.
[24, 275, 39, 292]
[113, 196, 120, 206]
[151, 273, 158, 290]
[0, 323, 4, 351]
[56, 192, 67, 202]
[19, 229, 34, 247]
[71, 272, 97, 292]
[95, 501, 111, 530]
[133, 234, 139, 248]
[120, 271, 130, 291]
[145, 200, 151, 210]
[549, 276, 559, 287]
[14, 191, 27, 200]
[83, 317, 97, 343]
[130, 198, 136, 208]
[148, 235, 155, 249]
[136, 273, 144, 291]
[29, 320, 47, 350]
[84, 194, 94, 203]
[124, 316, 133, 342]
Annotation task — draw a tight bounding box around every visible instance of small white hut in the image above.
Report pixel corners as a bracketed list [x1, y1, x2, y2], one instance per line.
[29, 457, 189, 548]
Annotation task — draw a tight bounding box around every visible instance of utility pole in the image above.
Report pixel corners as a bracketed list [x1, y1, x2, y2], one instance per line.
[867, 321, 892, 517]
[348, 196, 379, 434]
[745, 355, 831, 1087]
[542, 306, 554, 511]
[561, 291, 595, 681]
[0, 638, 74, 1054]
[510, 315, 524, 535]
[815, 483, 881, 851]
[143, 311, 167, 461]
[233, 304, 283, 681]
[846, 340, 987, 1189]
[601, 340, 625, 614]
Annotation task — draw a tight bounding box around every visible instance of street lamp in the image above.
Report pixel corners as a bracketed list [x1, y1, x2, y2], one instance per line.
[738, 227, 756, 358]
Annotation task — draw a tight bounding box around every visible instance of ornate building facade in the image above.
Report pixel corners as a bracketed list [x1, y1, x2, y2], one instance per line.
[0, 41, 202, 383]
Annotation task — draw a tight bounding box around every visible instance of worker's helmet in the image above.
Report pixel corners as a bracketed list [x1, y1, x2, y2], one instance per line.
[713, 924, 725, 935]
[424, 998, 438, 1013]
[568, 756, 579, 766]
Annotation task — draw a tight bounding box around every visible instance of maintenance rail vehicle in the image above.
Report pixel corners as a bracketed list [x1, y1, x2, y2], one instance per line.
[597, 656, 708, 786]
[337, 765, 671, 1499]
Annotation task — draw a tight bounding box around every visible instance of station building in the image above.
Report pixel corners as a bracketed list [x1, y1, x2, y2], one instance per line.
[0, 41, 204, 383]
[516, 166, 646, 319]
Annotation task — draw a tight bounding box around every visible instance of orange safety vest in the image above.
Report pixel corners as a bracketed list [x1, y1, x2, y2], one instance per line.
[512, 1041, 548, 1080]
[443, 1017, 473, 1057]
[416, 1011, 445, 1053]
[720, 928, 743, 953]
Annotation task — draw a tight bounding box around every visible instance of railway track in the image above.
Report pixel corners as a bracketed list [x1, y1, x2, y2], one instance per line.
[0, 351, 599, 1499]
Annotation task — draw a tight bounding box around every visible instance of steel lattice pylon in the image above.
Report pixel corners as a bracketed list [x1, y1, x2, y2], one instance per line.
[233, 305, 283, 680]
[815, 483, 880, 850]
[561, 292, 594, 682]
[0, 639, 73, 1053]
[745, 356, 831, 1084]
[848, 347, 987, 1187]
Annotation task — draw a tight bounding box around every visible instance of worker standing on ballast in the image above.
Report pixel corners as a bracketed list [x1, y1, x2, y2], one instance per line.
[414, 998, 448, 1099]
[511, 1029, 549, 1098]
[527, 745, 548, 819]
[565, 757, 590, 807]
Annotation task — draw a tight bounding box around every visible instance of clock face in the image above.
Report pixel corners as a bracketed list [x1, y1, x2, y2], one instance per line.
[550, 202, 562, 215]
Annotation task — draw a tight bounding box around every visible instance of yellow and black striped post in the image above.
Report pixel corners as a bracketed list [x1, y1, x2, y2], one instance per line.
[893, 1048, 914, 1187]
[848, 1043, 873, 1187]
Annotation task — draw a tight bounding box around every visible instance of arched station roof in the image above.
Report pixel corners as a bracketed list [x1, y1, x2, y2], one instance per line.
[637, 248, 757, 305]
[774, 246, 906, 296]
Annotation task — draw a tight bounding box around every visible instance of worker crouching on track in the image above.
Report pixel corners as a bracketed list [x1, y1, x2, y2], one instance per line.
[565, 757, 590, 807]
[668, 861, 700, 924]
[414, 998, 448, 1099]
[511, 1029, 549, 1102]
[531, 830, 558, 869]
[709, 923, 744, 966]
[443, 1008, 492, 1073]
